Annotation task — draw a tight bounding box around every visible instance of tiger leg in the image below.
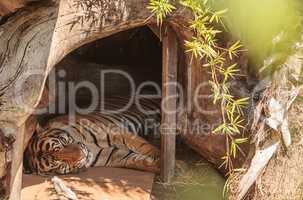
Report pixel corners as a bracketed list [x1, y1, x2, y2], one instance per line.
[79, 115, 160, 159]
[109, 130, 160, 160]
[106, 148, 160, 173]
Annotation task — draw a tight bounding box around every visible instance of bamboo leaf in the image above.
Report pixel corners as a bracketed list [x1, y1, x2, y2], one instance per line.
[228, 41, 242, 59]
[213, 123, 226, 133]
[231, 141, 237, 158]
[148, 0, 176, 25]
[210, 8, 228, 23]
[235, 138, 249, 144]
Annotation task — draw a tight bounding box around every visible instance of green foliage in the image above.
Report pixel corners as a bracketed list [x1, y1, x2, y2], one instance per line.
[218, 0, 302, 74]
[148, 0, 249, 175]
[147, 0, 176, 25]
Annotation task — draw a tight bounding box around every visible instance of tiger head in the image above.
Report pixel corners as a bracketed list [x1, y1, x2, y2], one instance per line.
[24, 129, 93, 175]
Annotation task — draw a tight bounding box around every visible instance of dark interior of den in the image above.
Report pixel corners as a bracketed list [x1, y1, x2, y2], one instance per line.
[48, 25, 162, 115]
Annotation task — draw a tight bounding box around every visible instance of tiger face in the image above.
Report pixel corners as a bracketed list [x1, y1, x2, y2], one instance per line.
[24, 129, 93, 175]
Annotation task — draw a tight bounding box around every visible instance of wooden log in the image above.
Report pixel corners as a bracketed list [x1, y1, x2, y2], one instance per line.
[161, 25, 178, 182]
[9, 125, 24, 200]
[0, 129, 15, 199]
[0, 119, 36, 200]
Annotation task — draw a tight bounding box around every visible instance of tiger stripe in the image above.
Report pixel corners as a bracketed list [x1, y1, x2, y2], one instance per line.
[24, 96, 161, 175]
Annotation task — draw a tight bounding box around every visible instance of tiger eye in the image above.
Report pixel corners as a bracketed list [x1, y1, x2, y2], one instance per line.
[60, 136, 67, 144]
[45, 143, 50, 151]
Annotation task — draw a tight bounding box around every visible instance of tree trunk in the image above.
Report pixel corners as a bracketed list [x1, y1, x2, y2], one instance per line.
[229, 36, 303, 199]
[0, 130, 14, 200]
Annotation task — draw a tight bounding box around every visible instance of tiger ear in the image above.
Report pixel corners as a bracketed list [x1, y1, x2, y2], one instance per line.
[36, 123, 44, 133]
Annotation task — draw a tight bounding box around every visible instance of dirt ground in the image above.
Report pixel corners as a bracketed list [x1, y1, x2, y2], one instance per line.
[21, 138, 226, 200]
[22, 167, 155, 200]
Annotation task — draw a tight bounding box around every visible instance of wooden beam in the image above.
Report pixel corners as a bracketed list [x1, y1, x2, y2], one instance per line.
[0, 117, 36, 200]
[147, 23, 161, 40]
[161, 25, 178, 183]
[0, 129, 15, 199]
[8, 124, 25, 200]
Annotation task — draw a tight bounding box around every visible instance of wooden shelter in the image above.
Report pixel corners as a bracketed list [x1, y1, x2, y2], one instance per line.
[0, 0, 249, 199]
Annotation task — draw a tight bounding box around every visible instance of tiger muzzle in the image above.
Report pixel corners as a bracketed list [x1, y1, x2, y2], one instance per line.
[51, 144, 85, 164]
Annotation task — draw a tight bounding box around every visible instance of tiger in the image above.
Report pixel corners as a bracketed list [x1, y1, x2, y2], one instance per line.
[23, 97, 161, 176]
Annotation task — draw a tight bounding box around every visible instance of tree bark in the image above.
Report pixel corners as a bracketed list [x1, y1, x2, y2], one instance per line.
[0, 129, 14, 200]
[229, 35, 303, 200]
